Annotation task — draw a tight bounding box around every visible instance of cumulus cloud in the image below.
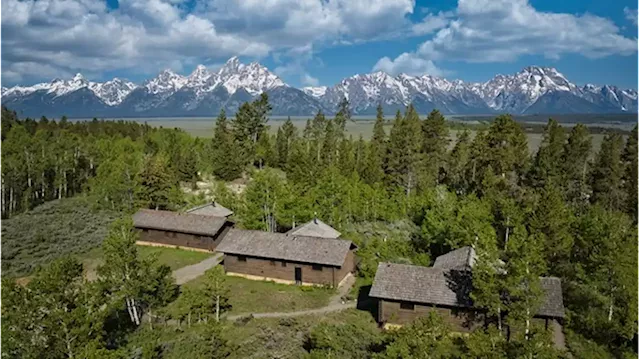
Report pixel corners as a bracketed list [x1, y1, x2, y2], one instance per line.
[624, 7, 638, 26]
[2, 0, 415, 84]
[373, 53, 446, 76]
[411, 12, 452, 35]
[376, 0, 637, 75]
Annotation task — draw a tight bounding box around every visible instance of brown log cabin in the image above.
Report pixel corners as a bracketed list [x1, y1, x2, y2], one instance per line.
[132, 208, 233, 252]
[369, 247, 566, 349]
[216, 228, 357, 287]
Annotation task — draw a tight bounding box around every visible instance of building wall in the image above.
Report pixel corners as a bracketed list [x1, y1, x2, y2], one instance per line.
[378, 299, 482, 332]
[223, 254, 351, 286]
[136, 224, 229, 251]
[378, 299, 566, 348]
[336, 249, 356, 284]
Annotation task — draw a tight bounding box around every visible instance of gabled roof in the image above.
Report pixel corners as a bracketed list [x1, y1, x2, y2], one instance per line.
[186, 202, 233, 217]
[369, 263, 473, 308]
[216, 229, 352, 267]
[286, 218, 341, 239]
[133, 209, 227, 237]
[433, 247, 476, 270]
[370, 257, 565, 319]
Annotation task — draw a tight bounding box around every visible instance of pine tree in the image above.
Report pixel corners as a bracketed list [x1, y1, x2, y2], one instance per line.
[529, 183, 573, 275]
[446, 129, 472, 194]
[529, 119, 565, 188]
[135, 153, 181, 210]
[622, 126, 637, 220]
[420, 109, 450, 188]
[386, 106, 421, 196]
[334, 97, 350, 137]
[562, 123, 592, 209]
[591, 133, 625, 211]
[275, 117, 297, 169]
[321, 119, 337, 167]
[232, 94, 272, 166]
[363, 104, 386, 184]
[212, 109, 243, 181]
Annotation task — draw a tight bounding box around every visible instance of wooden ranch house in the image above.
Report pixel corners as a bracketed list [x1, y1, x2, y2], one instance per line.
[369, 247, 566, 348]
[133, 208, 233, 252]
[216, 229, 357, 287]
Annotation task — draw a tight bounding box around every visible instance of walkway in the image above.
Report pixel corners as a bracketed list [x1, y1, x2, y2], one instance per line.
[172, 253, 224, 285]
[226, 273, 357, 321]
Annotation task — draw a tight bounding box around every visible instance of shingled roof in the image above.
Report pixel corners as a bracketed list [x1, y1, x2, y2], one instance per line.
[186, 202, 233, 217]
[538, 277, 565, 318]
[216, 229, 352, 267]
[433, 247, 476, 270]
[133, 209, 227, 237]
[370, 261, 565, 319]
[370, 263, 472, 308]
[286, 218, 341, 239]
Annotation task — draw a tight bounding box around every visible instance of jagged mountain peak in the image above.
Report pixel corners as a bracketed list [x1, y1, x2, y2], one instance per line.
[2, 62, 635, 117]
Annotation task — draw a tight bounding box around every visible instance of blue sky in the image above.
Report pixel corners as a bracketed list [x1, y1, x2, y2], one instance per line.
[2, 0, 638, 88]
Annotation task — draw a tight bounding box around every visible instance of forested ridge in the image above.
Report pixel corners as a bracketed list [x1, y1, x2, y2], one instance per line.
[1, 95, 637, 358]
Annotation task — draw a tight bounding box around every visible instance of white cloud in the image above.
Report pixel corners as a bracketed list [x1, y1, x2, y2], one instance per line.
[2, 0, 415, 84]
[624, 7, 638, 26]
[373, 53, 446, 76]
[412, 11, 451, 35]
[301, 74, 320, 87]
[376, 0, 637, 76]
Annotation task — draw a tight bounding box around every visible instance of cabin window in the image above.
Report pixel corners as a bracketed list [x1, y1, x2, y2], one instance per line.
[270, 260, 276, 266]
[142, 229, 148, 233]
[312, 264, 323, 271]
[400, 302, 415, 310]
[281, 261, 287, 267]
[238, 256, 247, 262]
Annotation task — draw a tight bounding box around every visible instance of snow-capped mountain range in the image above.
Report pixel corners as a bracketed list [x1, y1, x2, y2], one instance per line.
[2, 57, 637, 118]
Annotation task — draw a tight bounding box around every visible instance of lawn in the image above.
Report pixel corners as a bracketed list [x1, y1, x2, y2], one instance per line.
[164, 271, 335, 317]
[81, 245, 213, 280]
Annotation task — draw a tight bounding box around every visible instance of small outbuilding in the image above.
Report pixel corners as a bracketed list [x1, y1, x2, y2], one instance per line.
[369, 246, 566, 348]
[133, 209, 233, 252]
[286, 218, 341, 239]
[186, 202, 233, 218]
[216, 229, 356, 287]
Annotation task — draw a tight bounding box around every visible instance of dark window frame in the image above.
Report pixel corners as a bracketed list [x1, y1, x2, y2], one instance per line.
[400, 302, 415, 310]
[237, 255, 247, 262]
[312, 264, 323, 271]
[281, 261, 287, 267]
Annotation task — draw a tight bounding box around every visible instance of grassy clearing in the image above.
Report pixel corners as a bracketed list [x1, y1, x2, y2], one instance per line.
[169, 272, 335, 316]
[80, 245, 213, 280]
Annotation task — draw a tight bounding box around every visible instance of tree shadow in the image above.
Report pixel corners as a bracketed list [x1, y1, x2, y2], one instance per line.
[355, 284, 377, 320]
[444, 269, 484, 331]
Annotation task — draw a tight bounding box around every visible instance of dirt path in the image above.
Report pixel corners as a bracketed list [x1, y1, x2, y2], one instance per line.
[172, 253, 224, 285]
[226, 273, 357, 321]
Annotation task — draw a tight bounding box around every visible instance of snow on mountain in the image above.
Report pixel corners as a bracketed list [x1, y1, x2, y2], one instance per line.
[2, 74, 137, 106]
[144, 69, 187, 96]
[217, 57, 286, 96]
[2, 59, 636, 117]
[303, 86, 328, 98]
[89, 78, 137, 106]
